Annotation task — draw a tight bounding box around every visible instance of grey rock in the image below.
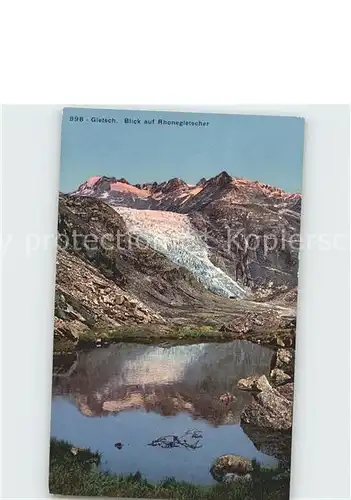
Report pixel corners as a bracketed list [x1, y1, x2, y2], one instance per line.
[241, 388, 292, 431]
[237, 374, 272, 392]
[210, 454, 253, 482]
[270, 368, 291, 386]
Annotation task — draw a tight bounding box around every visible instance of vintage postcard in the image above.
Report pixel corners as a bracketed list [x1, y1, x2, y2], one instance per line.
[50, 108, 304, 499]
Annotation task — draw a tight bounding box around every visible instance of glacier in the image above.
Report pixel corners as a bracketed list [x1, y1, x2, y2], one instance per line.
[115, 207, 247, 299]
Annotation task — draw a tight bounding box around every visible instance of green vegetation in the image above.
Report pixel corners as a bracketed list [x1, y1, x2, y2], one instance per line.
[50, 437, 101, 467]
[54, 323, 235, 353]
[54, 320, 295, 353]
[53, 338, 77, 354]
[49, 438, 290, 499]
[90, 323, 226, 343]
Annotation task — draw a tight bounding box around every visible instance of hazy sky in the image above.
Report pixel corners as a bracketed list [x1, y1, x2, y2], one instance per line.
[60, 108, 305, 193]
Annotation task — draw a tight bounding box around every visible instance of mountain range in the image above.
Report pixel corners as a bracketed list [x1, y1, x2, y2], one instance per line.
[54, 171, 300, 346]
[72, 171, 301, 289]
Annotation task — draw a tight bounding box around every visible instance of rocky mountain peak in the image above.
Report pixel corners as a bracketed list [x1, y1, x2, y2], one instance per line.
[207, 171, 233, 187]
[161, 177, 188, 194]
[196, 177, 207, 186]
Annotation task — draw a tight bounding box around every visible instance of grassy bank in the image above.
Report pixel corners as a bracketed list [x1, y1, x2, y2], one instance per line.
[49, 438, 290, 499]
[54, 324, 234, 353]
[54, 324, 293, 354]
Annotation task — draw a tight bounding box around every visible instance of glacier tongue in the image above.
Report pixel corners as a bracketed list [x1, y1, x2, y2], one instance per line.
[115, 207, 247, 299]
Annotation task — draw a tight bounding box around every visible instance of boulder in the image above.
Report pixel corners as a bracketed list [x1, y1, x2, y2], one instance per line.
[276, 382, 294, 402]
[241, 388, 292, 431]
[270, 368, 291, 386]
[210, 454, 253, 482]
[223, 472, 252, 483]
[241, 423, 292, 468]
[54, 318, 89, 340]
[271, 348, 294, 376]
[219, 311, 296, 337]
[115, 294, 125, 305]
[237, 374, 272, 392]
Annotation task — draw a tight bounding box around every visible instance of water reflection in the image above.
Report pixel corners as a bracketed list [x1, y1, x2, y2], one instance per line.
[51, 340, 279, 484]
[53, 340, 273, 425]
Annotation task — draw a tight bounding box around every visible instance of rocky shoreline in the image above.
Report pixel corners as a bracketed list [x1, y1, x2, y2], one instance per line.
[209, 346, 294, 484]
[239, 348, 294, 468]
[50, 437, 290, 499]
[53, 319, 296, 480]
[54, 323, 295, 354]
[54, 304, 296, 354]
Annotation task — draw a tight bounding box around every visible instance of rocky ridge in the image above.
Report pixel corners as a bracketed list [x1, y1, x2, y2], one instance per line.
[72, 171, 301, 291]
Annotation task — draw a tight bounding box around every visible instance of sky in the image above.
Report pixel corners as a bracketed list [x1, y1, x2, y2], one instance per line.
[60, 108, 305, 194]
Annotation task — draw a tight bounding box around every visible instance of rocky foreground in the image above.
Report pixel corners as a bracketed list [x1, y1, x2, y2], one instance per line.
[209, 347, 295, 484]
[50, 438, 290, 499]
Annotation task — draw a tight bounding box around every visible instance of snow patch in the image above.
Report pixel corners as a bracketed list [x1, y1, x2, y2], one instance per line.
[110, 182, 150, 197]
[86, 175, 102, 187]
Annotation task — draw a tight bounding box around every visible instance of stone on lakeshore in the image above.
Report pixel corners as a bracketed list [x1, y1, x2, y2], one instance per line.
[241, 388, 293, 431]
[270, 368, 291, 386]
[210, 454, 253, 482]
[237, 374, 272, 392]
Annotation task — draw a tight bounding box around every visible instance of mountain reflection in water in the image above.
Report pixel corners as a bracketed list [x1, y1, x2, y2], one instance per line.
[53, 340, 273, 425]
[51, 340, 278, 484]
